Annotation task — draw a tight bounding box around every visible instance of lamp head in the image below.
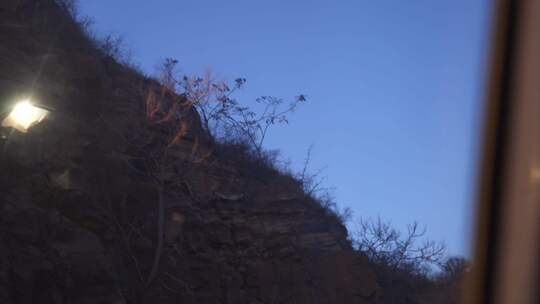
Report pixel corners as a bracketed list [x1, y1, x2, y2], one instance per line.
[1, 99, 50, 132]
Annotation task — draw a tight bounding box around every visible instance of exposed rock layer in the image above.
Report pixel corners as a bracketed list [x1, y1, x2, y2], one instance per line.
[0, 1, 380, 303]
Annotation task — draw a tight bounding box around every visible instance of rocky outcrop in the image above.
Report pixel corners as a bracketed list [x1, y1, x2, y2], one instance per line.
[0, 1, 380, 303]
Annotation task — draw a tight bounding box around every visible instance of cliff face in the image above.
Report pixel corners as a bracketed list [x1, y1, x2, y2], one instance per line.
[0, 1, 380, 303]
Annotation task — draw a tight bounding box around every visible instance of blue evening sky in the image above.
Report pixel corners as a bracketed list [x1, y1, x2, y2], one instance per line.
[79, 0, 493, 256]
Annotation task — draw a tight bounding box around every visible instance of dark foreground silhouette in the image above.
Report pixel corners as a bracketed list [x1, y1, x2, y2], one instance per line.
[0, 1, 466, 303]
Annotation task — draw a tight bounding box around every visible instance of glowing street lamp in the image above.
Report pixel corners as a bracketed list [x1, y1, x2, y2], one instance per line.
[1, 100, 50, 133]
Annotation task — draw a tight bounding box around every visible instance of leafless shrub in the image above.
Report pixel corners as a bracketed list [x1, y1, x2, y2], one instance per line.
[352, 218, 448, 303]
[55, 0, 92, 34]
[353, 217, 446, 275]
[97, 33, 132, 63]
[209, 141, 297, 192]
[155, 59, 356, 225]
[55, 0, 139, 70]
[157, 58, 305, 154]
[297, 146, 323, 194]
[335, 205, 354, 223]
[94, 33, 143, 73]
[310, 189, 351, 222]
[437, 256, 470, 284]
[293, 145, 353, 224]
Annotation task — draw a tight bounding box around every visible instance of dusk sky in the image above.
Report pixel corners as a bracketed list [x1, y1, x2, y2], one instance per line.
[80, 0, 493, 256]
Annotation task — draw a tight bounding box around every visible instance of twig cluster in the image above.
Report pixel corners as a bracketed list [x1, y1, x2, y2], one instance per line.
[157, 58, 306, 155]
[353, 217, 446, 275]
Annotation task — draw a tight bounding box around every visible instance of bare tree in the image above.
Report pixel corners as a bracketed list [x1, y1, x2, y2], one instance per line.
[352, 218, 447, 304]
[157, 58, 306, 154]
[101, 81, 201, 292]
[138, 87, 194, 288]
[353, 217, 446, 274]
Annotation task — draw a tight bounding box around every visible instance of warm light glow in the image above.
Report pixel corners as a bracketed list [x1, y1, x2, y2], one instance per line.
[1, 100, 49, 132]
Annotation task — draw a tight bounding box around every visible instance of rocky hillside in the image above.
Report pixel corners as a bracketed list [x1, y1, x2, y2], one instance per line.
[0, 1, 381, 303]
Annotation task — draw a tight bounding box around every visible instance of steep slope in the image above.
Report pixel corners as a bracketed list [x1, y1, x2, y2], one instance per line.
[0, 1, 380, 303]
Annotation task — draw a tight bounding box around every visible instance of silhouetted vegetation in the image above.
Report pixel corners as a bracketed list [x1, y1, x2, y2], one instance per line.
[352, 218, 469, 303]
[55, 0, 352, 232]
[48, 2, 470, 303]
[55, 0, 139, 70]
[153, 57, 360, 228]
[437, 256, 471, 284]
[157, 58, 305, 153]
[354, 217, 446, 275]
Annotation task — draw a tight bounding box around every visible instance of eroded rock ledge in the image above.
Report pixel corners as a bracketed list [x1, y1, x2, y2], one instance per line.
[0, 1, 380, 303]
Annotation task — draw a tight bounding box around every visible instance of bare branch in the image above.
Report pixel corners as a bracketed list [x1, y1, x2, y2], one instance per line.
[156, 58, 304, 153]
[353, 217, 446, 275]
